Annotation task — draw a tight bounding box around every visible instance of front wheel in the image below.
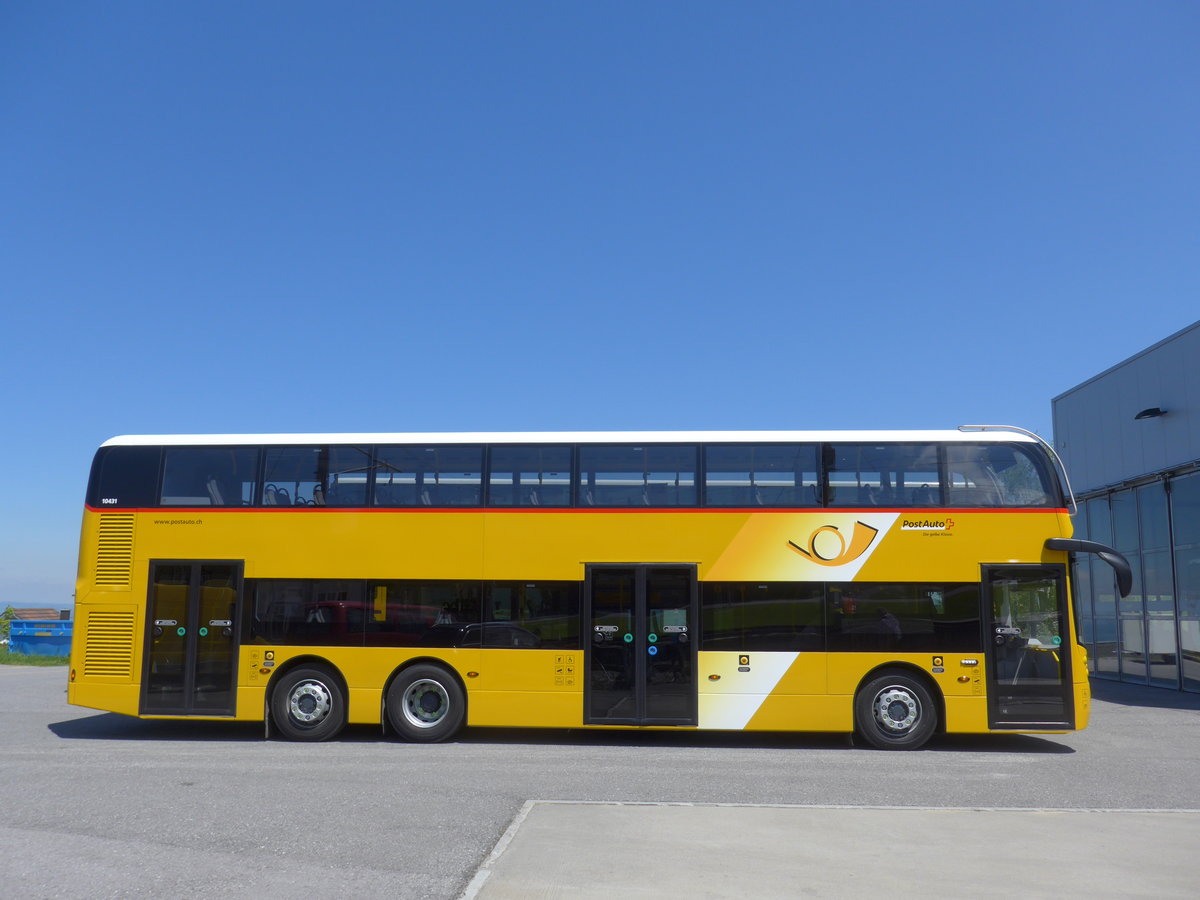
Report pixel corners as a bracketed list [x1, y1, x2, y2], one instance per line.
[271, 666, 347, 742]
[854, 671, 937, 750]
[386, 664, 465, 742]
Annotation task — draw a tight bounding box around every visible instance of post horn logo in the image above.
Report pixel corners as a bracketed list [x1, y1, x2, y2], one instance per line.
[788, 521, 880, 567]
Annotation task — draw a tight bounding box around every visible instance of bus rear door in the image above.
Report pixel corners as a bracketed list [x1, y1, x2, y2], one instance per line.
[142, 561, 242, 716]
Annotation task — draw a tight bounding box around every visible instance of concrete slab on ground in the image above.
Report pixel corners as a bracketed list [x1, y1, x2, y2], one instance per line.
[465, 802, 1200, 899]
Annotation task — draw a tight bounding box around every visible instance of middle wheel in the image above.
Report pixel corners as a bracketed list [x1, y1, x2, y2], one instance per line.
[386, 664, 466, 742]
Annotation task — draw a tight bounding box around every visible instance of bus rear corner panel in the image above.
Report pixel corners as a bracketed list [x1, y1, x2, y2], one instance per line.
[68, 600, 141, 717]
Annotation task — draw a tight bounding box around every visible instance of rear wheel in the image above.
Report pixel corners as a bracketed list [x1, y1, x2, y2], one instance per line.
[386, 664, 465, 742]
[271, 666, 346, 742]
[854, 671, 937, 750]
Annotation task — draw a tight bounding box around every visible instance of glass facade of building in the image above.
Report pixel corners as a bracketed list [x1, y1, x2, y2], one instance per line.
[1072, 469, 1200, 692]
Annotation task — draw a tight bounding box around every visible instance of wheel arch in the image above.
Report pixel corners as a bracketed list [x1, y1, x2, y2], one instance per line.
[380, 656, 470, 734]
[265, 654, 349, 714]
[854, 663, 946, 735]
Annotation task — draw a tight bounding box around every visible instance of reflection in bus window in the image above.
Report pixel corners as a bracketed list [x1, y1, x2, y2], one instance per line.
[701, 582, 824, 650]
[488, 446, 572, 507]
[373, 446, 484, 507]
[487, 581, 580, 647]
[826, 583, 982, 652]
[161, 447, 259, 507]
[826, 444, 941, 507]
[578, 445, 697, 507]
[365, 581, 482, 645]
[247, 579, 366, 645]
[945, 443, 1055, 507]
[704, 444, 819, 507]
[262, 447, 372, 507]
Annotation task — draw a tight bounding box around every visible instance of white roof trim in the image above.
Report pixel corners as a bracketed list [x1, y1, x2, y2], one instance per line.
[101, 428, 1038, 447]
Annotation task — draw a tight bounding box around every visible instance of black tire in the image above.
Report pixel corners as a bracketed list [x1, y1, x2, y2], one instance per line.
[386, 664, 465, 743]
[271, 666, 347, 742]
[854, 671, 938, 750]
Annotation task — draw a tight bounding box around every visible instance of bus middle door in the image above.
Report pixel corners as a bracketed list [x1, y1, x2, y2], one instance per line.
[584, 565, 697, 727]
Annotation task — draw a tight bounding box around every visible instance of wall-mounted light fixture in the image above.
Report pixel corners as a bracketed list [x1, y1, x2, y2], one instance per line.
[1134, 407, 1167, 420]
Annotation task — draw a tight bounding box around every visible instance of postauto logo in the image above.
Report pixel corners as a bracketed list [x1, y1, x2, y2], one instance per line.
[899, 516, 956, 532]
[787, 521, 880, 567]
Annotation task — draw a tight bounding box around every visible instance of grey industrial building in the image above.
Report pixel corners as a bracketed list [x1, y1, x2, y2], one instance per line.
[1053, 320, 1200, 692]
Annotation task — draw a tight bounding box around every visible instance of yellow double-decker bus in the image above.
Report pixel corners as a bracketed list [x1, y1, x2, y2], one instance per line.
[68, 428, 1131, 749]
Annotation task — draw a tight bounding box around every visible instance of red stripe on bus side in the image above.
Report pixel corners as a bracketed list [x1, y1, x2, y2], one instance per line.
[86, 505, 1068, 515]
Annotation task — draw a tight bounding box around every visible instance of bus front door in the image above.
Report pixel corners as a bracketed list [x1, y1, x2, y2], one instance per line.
[142, 561, 242, 716]
[584, 565, 697, 726]
[983, 565, 1073, 730]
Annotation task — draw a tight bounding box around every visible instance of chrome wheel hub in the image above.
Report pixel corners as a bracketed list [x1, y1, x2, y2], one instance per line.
[873, 686, 919, 733]
[288, 680, 332, 725]
[403, 679, 449, 728]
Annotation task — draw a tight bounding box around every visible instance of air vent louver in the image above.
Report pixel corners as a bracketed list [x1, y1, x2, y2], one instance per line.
[82, 609, 135, 678]
[95, 515, 134, 588]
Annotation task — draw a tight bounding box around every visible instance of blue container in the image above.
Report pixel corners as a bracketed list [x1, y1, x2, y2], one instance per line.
[8, 620, 73, 657]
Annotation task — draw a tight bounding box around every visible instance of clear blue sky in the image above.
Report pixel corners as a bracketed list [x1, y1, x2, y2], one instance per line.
[2, 2, 1197, 608]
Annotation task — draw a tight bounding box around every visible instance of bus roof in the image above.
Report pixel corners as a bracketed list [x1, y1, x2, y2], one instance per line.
[100, 428, 1040, 447]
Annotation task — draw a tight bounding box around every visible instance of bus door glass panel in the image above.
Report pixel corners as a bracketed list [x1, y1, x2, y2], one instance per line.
[144, 565, 190, 711]
[644, 568, 695, 721]
[193, 565, 239, 712]
[984, 566, 1071, 728]
[143, 561, 241, 716]
[586, 565, 697, 726]
[588, 568, 636, 722]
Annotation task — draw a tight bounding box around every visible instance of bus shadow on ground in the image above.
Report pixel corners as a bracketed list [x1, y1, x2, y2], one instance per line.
[929, 733, 1074, 754]
[457, 727, 1074, 754]
[459, 727, 851, 751]
[46, 716, 1073, 753]
[48, 713, 400, 743]
[48, 713, 265, 742]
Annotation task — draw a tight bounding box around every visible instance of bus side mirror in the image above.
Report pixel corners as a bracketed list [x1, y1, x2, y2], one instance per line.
[1045, 538, 1133, 598]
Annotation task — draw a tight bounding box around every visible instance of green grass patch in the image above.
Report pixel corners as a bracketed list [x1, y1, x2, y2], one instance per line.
[0, 648, 69, 666]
